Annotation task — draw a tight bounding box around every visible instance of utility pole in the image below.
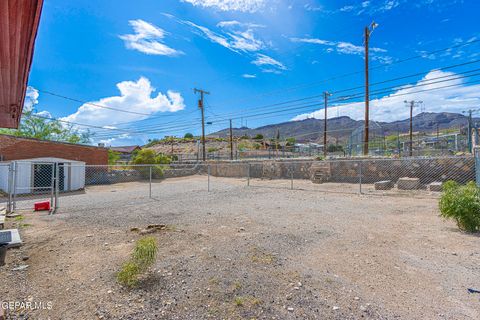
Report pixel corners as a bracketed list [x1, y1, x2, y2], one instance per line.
[323, 91, 332, 158]
[275, 128, 280, 157]
[194, 88, 210, 161]
[463, 109, 474, 153]
[363, 21, 378, 156]
[404, 100, 423, 157]
[229, 119, 234, 160]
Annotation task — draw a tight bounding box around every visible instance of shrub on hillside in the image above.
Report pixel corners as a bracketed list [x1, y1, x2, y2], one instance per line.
[439, 181, 480, 233]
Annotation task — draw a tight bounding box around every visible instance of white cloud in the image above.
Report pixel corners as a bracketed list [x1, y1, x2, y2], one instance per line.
[340, 5, 355, 12]
[291, 37, 391, 63]
[252, 53, 287, 73]
[181, 0, 267, 12]
[242, 74, 257, 78]
[62, 77, 185, 127]
[184, 19, 265, 53]
[304, 3, 323, 11]
[217, 20, 265, 28]
[24, 86, 39, 111]
[119, 19, 183, 56]
[293, 70, 480, 122]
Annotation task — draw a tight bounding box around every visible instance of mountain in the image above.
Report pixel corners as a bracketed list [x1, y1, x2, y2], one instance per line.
[210, 112, 475, 144]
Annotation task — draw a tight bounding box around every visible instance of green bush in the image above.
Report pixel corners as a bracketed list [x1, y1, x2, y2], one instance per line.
[131, 149, 173, 179]
[132, 237, 158, 270]
[253, 134, 264, 140]
[117, 261, 141, 287]
[439, 181, 480, 232]
[117, 236, 158, 287]
[108, 150, 121, 165]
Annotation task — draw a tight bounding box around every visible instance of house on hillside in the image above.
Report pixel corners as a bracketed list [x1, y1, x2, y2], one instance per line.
[109, 145, 142, 162]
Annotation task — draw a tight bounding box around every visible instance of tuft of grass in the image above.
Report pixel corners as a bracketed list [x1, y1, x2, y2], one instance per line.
[117, 236, 158, 288]
[117, 261, 140, 287]
[14, 215, 25, 221]
[250, 247, 275, 264]
[233, 281, 242, 291]
[234, 297, 245, 307]
[233, 296, 262, 308]
[132, 236, 158, 270]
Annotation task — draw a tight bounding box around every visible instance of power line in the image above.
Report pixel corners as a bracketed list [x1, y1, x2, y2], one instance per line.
[91, 78, 480, 140]
[213, 38, 480, 106]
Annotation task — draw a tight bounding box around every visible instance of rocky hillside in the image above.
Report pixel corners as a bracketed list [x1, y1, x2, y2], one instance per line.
[211, 112, 474, 143]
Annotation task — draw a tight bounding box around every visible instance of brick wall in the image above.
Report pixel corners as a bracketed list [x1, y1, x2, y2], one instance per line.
[0, 135, 108, 165]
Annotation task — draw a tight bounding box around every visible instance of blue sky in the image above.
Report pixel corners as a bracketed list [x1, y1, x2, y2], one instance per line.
[27, 0, 480, 145]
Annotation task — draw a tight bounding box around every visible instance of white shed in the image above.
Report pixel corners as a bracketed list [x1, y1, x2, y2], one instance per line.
[0, 157, 85, 195]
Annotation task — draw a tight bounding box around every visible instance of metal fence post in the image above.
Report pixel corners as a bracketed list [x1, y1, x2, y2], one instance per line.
[12, 161, 17, 212]
[149, 166, 152, 198]
[247, 163, 250, 186]
[207, 164, 211, 192]
[359, 160, 363, 194]
[7, 162, 13, 213]
[54, 163, 59, 212]
[50, 163, 55, 213]
[290, 168, 294, 190]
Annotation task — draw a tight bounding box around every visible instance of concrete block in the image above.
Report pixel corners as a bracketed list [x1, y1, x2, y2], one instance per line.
[0, 229, 22, 248]
[428, 181, 443, 192]
[397, 177, 420, 190]
[374, 180, 394, 190]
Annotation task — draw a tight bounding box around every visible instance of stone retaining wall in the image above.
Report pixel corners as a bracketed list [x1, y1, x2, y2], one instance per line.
[206, 157, 476, 184]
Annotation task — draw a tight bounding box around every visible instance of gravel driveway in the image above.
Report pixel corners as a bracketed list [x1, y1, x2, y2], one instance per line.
[1, 176, 479, 319]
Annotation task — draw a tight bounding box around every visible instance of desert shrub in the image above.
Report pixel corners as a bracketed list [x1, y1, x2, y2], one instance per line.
[439, 181, 480, 232]
[117, 261, 141, 287]
[253, 134, 264, 140]
[132, 237, 158, 270]
[117, 236, 158, 287]
[207, 147, 218, 153]
[132, 149, 173, 179]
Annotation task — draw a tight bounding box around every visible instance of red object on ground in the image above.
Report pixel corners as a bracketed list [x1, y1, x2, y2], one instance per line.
[34, 201, 50, 211]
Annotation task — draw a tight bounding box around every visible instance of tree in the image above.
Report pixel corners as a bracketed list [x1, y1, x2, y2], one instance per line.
[327, 144, 344, 152]
[0, 110, 91, 143]
[184, 133, 194, 139]
[286, 137, 296, 146]
[131, 149, 173, 178]
[254, 134, 264, 140]
[108, 150, 121, 165]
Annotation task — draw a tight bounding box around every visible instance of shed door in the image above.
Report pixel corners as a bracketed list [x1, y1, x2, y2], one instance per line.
[33, 164, 53, 192]
[54, 163, 65, 191]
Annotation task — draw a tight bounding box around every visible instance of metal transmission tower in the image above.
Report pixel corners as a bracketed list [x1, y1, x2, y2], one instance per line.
[404, 100, 423, 156]
[194, 88, 210, 161]
[363, 21, 379, 156]
[323, 91, 332, 157]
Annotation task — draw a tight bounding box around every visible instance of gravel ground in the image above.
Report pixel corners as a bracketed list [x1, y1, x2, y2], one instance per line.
[1, 175, 480, 319]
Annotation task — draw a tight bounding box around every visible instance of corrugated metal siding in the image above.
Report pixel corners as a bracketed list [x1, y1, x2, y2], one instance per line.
[0, 0, 43, 128]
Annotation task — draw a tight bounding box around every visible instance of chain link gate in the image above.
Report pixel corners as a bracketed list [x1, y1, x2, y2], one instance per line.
[9, 161, 58, 211]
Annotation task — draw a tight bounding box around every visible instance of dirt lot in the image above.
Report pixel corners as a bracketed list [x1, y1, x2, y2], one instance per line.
[1, 176, 480, 319]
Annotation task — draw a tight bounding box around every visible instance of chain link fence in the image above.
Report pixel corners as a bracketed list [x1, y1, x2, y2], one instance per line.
[0, 161, 56, 213]
[1, 156, 477, 213]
